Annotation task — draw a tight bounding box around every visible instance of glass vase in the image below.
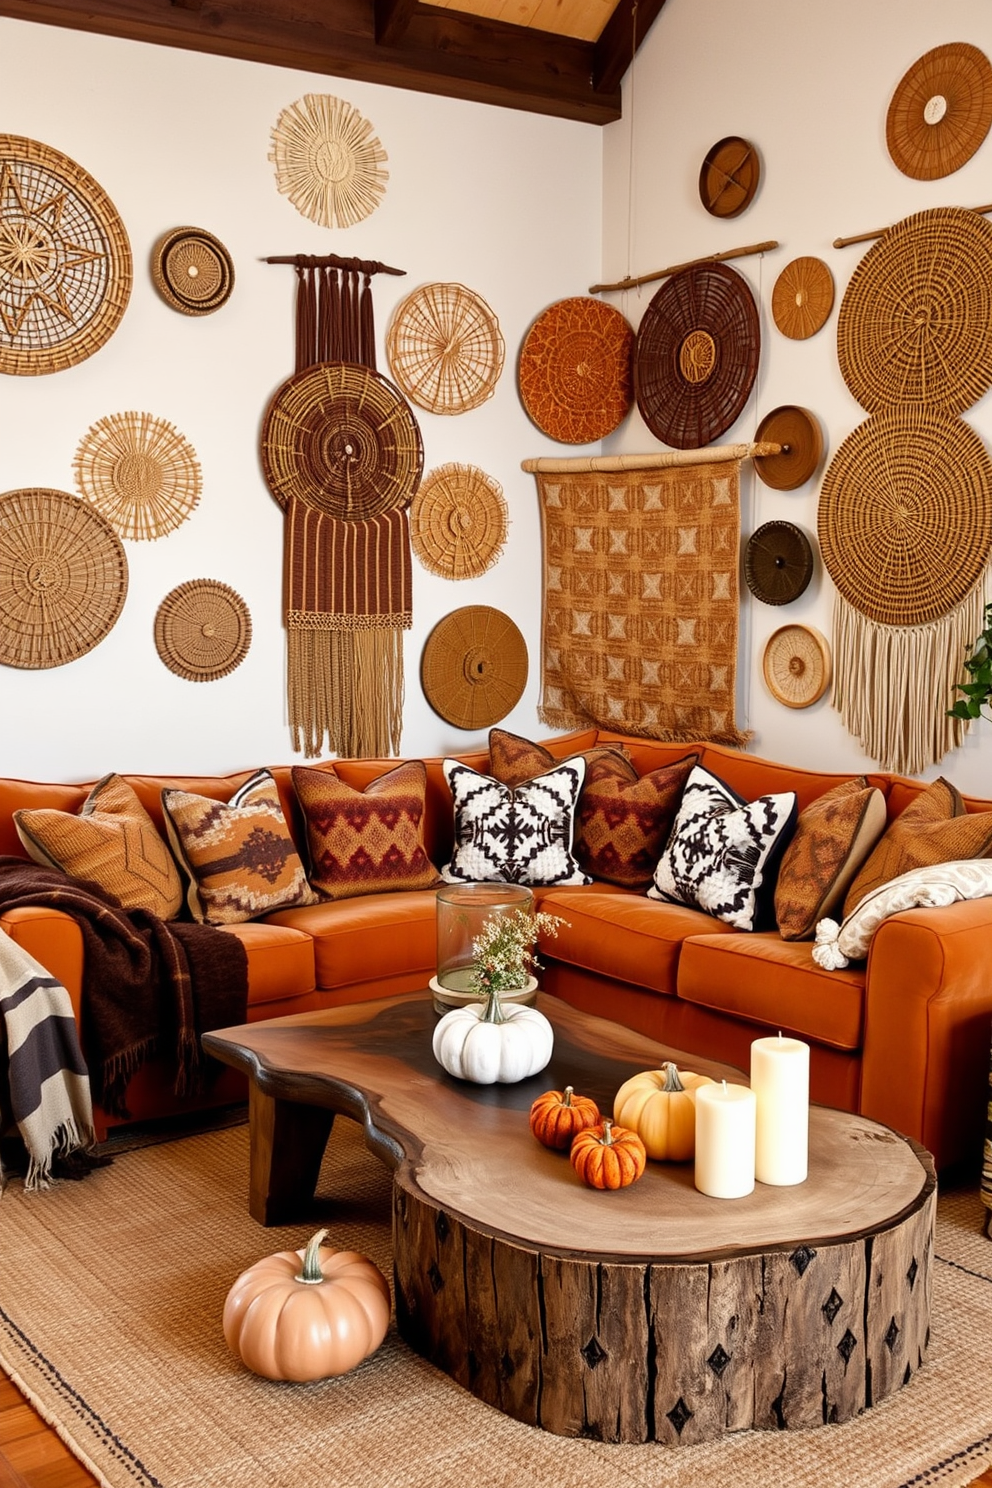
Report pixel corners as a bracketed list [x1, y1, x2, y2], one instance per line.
[432, 882, 535, 1011]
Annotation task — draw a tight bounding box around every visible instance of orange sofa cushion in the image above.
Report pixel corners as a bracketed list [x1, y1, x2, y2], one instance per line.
[267, 890, 440, 993]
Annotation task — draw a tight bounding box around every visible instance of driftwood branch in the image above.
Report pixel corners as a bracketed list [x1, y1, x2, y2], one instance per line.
[590, 240, 779, 294]
[262, 254, 406, 275]
[833, 203, 992, 248]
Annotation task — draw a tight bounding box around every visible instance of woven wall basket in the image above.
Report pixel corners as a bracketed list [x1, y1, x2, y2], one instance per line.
[151, 227, 235, 316]
[261, 362, 423, 519]
[0, 488, 128, 669]
[634, 262, 760, 449]
[818, 408, 992, 626]
[517, 297, 634, 443]
[421, 606, 528, 730]
[0, 135, 132, 376]
[386, 283, 504, 415]
[771, 257, 834, 340]
[744, 520, 815, 606]
[886, 42, 992, 180]
[154, 579, 252, 681]
[410, 463, 507, 580]
[269, 94, 388, 230]
[73, 411, 202, 541]
[762, 624, 831, 708]
[837, 206, 992, 416]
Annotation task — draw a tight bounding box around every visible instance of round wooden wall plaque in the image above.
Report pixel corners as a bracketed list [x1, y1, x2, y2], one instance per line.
[698, 136, 760, 217]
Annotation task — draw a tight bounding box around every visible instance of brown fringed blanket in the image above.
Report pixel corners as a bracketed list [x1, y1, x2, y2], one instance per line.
[0, 859, 248, 1117]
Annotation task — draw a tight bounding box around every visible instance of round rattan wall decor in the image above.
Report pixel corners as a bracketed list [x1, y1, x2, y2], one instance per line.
[771, 257, 834, 340]
[151, 227, 235, 316]
[154, 580, 252, 682]
[762, 624, 831, 709]
[421, 606, 528, 731]
[261, 362, 423, 519]
[698, 136, 760, 218]
[517, 297, 634, 443]
[634, 261, 760, 449]
[753, 406, 824, 490]
[0, 488, 128, 669]
[269, 94, 388, 230]
[73, 411, 202, 541]
[886, 42, 992, 180]
[386, 283, 504, 415]
[0, 135, 132, 376]
[818, 408, 992, 627]
[744, 521, 814, 606]
[411, 464, 507, 580]
[837, 206, 992, 416]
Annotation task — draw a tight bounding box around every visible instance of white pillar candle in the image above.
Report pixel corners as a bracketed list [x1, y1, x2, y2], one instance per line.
[694, 1080, 756, 1199]
[750, 1034, 810, 1186]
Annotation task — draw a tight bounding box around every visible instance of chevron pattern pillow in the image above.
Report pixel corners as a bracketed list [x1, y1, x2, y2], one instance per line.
[648, 764, 797, 931]
[442, 758, 590, 888]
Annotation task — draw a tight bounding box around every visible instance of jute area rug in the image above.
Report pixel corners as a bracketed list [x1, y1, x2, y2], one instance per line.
[2, 1117, 992, 1488]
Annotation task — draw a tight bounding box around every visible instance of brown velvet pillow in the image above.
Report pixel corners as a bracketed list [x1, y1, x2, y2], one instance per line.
[575, 752, 698, 888]
[14, 772, 183, 920]
[774, 779, 888, 941]
[841, 776, 992, 919]
[293, 760, 440, 901]
[488, 727, 628, 790]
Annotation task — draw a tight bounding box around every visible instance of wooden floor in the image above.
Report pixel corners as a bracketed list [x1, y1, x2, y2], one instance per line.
[2, 1373, 992, 1488]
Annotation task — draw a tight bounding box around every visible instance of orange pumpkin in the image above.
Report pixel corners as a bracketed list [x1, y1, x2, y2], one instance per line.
[570, 1118, 647, 1190]
[613, 1061, 716, 1162]
[223, 1228, 391, 1381]
[529, 1084, 601, 1150]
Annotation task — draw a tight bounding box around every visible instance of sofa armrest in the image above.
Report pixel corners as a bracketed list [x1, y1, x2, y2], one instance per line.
[860, 897, 992, 1171]
[0, 906, 84, 1024]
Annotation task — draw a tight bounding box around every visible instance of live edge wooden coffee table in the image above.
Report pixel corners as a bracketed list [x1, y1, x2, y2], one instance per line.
[203, 992, 935, 1446]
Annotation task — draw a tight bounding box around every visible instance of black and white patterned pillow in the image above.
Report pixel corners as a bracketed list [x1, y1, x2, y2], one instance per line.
[648, 765, 797, 931]
[441, 758, 591, 887]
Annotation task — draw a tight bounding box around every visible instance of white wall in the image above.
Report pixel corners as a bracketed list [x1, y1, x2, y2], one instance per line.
[0, 17, 601, 780]
[603, 0, 992, 797]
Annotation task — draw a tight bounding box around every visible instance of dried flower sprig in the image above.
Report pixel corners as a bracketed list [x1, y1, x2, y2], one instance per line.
[469, 908, 567, 997]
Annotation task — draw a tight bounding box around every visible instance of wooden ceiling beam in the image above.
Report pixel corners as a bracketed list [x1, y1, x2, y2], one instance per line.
[0, 0, 626, 122]
[593, 0, 667, 95]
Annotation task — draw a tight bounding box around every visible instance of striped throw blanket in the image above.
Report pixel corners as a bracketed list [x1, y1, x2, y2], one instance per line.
[0, 932, 95, 1192]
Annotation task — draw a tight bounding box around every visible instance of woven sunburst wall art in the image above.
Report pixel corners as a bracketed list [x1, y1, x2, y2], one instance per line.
[269, 95, 389, 230]
[73, 411, 202, 541]
[411, 464, 508, 579]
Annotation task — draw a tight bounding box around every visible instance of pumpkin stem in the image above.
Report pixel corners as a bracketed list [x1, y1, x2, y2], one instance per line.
[562, 1085, 574, 1106]
[480, 985, 507, 1025]
[296, 1228, 330, 1284]
[662, 1061, 686, 1093]
[601, 1118, 614, 1146]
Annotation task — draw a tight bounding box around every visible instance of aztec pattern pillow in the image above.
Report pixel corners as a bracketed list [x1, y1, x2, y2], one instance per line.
[14, 773, 183, 920]
[292, 761, 440, 901]
[813, 859, 992, 969]
[487, 727, 629, 790]
[441, 758, 590, 888]
[648, 764, 797, 931]
[575, 752, 698, 889]
[161, 769, 317, 926]
[774, 778, 888, 941]
[841, 776, 992, 919]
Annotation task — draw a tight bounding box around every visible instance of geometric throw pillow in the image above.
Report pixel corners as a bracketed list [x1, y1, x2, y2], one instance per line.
[161, 769, 317, 926]
[291, 761, 440, 901]
[648, 764, 797, 931]
[575, 752, 698, 889]
[487, 727, 629, 790]
[441, 758, 591, 888]
[841, 776, 992, 920]
[13, 772, 184, 920]
[774, 778, 888, 941]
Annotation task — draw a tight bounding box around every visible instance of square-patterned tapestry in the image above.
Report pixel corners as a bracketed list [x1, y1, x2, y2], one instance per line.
[535, 457, 750, 745]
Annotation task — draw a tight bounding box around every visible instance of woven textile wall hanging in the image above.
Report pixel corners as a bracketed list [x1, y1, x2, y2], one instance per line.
[522, 446, 773, 744]
[261, 254, 420, 758]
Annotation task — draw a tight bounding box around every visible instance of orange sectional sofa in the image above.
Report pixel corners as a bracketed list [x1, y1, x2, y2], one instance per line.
[2, 728, 991, 1173]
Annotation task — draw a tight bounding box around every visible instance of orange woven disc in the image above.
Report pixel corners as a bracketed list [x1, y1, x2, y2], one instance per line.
[518, 297, 634, 444]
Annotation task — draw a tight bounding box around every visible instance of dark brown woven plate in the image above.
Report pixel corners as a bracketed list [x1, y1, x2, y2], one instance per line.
[634, 261, 760, 449]
[151, 227, 235, 316]
[753, 406, 824, 490]
[699, 136, 760, 217]
[261, 362, 423, 519]
[744, 520, 814, 606]
[421, 606, 528, 730]
[518, 297, 634, 443]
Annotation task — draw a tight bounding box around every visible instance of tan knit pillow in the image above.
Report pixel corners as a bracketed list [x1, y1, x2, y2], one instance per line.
[774, 779, 888, 941]
[14, 772, 183, 919]
[842, 777, 992, 919]
[161, 769, 317, 925]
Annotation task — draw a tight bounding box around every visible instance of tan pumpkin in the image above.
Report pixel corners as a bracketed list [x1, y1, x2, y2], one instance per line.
[223, 1228, 391, 1381]
[613, 1061, 715, 1161]
[569, 1118, 646, 1190]
[529, 1084, 601, 1150]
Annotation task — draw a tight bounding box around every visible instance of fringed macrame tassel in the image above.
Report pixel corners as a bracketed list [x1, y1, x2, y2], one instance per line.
[360, 273, 376, 368]
[288, 625, 405, 758]
[832, 584, 988, 776]
[294, 265, 317, 374]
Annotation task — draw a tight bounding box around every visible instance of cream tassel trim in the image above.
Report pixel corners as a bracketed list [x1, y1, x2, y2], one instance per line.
[831, 583, 988, 777]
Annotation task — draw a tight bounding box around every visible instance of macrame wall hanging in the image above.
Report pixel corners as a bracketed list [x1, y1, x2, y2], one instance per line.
[261, 253, 421, 758]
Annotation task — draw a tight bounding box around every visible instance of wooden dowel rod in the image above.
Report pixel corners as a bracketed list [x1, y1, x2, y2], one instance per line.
[262, 254, 406, 275]
[833, 203, 992, 249]
[590, 240, 779, 294]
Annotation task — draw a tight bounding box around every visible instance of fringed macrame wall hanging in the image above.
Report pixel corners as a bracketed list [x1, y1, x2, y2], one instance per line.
[261, 254, 422, 758]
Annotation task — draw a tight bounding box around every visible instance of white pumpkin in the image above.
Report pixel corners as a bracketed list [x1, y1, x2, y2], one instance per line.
[432, 988, 554, 1084]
